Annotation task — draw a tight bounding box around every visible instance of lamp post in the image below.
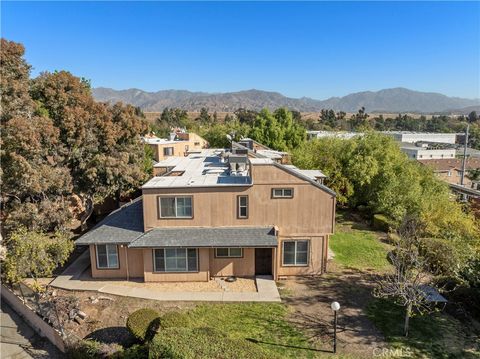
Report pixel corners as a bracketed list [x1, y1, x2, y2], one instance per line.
[331, 301, 341, 354]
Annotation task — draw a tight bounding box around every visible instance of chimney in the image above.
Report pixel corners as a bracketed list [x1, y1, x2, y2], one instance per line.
[169, 132, 176, 141]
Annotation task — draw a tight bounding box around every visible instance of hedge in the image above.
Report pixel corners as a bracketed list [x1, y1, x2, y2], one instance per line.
[158, 311, 193, 329]
[126, 308, 161, 342]
[149, 327, 275, 359]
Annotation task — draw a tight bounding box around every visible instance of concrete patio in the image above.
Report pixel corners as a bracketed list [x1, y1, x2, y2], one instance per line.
[50, 250, 281, 302]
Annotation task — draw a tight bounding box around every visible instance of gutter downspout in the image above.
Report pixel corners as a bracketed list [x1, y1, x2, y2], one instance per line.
[460, 124, 469, 187]
[125, 245, 130, 281]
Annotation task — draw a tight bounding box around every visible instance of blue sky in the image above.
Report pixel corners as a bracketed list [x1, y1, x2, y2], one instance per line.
[2, 1, 479, 99]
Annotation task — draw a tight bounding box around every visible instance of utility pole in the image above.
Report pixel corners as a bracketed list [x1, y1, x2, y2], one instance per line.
[460, 124, 469, 186]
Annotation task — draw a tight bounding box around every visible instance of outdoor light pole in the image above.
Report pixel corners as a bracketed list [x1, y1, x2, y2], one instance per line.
[331, 301, 341, 354]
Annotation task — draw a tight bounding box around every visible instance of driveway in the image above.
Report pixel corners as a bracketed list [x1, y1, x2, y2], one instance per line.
[0, 301, 63, 359]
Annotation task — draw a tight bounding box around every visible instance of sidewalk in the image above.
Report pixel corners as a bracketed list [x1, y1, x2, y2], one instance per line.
[50, 250, 281, 302]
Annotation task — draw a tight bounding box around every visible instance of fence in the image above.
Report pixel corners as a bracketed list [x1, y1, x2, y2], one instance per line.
[1, 284, 67, 352]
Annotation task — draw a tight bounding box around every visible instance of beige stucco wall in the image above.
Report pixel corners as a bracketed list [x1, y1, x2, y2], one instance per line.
[142, 248, 210, 282]
[142, 164, 335, 236]
[89, 245, 145, 279]
[209, 248, 256, 277]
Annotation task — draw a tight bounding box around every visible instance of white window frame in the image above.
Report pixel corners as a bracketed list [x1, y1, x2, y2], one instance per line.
[215, 248, 243, 258]
[159, 196, 193, 218]
[96, 244, 119, 269]
[237, 195, 248, 219]
[282, 240, 309, 266]
[153, 248, 198, 272]
[272, 188, 294, 198]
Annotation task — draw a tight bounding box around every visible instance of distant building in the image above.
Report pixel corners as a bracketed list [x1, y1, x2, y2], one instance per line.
[306, 131, 362, 140]
[143, 131, 208, 162]
[382, 131, 457, 144]
[418, 158, 480, 187]
[399, 142, 456, 160]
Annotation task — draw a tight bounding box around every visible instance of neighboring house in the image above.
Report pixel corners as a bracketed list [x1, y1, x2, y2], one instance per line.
[418, 158, 480, 187]
[144, 131, 208, 162]
[75, 149, 335, 282]
[235, 138, 291, 164]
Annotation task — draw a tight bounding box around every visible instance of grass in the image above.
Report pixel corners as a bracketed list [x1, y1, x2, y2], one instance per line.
[155, 303, 320, 358]
[330, 229, 391, 271]
[366, 298, 477, 359]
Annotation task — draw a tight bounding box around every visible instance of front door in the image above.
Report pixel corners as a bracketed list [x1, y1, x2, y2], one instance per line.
[255, 248, 272, 275]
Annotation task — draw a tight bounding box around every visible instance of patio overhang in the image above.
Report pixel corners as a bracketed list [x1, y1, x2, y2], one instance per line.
[128, 226, 278, 248]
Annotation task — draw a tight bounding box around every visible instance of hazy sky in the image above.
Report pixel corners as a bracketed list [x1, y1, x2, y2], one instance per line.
[2, 1, 479, 99]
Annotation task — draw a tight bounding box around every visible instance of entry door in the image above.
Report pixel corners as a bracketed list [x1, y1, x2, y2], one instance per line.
[255, 248, 272, 275]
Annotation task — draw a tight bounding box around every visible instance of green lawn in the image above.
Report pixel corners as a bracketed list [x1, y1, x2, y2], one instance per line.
[154, 303, 321, 358]
[330, 229, 391, 271]
[367, 299, 477, 359]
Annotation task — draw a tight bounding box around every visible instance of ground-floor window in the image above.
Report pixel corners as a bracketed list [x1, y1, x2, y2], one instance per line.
[215, 248, 243, 258]
[282, 240, 309, 266]
[154, 248, 198, 272]
[96, 244, 119, 269]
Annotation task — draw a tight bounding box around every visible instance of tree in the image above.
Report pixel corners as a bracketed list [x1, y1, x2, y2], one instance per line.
[467, 111, 478, 124]
[30, 71, 149, 228]
[374, 219, 436, 337]
[350, 107, 370, 130]
[234, 108, 258, 125]
[3, 227, 73, 289]
[196, 107, 212, 126]
[319, 109, 337, 129]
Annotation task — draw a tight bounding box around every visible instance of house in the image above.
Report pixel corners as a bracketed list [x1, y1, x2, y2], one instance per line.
[143, 131, 208, 163]
[75, 149, 335, 282]
[232, 140, 291, 164]
[418, 158, 480, 187]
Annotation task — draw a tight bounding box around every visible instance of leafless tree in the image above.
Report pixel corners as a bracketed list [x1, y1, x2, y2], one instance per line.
[373, 218, 435, 337]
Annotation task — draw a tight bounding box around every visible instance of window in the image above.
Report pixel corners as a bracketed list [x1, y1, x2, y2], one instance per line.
[96, 244, 119, 269]
[163, 147, 174, 156]
[154, 248, 198, 272]
[282, 240, 309, 266]
[237, 195, 248, 219]
[215, 248, 243, 258]
[159, 196, 193, 218]
[272, 188, 294, 198]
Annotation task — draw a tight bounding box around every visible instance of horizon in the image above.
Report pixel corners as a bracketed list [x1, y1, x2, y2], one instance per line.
[2, 1, 479, 99]
[95, 86, 480, 101]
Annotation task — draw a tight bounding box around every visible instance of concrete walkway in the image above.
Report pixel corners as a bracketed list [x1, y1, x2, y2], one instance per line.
[0, 302, 63, 359]
[50, 250, 281, 302]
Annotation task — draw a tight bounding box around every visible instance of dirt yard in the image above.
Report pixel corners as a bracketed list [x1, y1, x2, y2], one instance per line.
[278, 263, 387, 358]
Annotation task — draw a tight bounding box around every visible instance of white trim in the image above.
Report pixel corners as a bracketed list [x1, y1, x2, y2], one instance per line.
[282, 240, 309, 266]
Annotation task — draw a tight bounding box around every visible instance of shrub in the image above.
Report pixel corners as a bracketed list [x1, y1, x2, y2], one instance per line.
[385, 232, 400, 245]
[149, 327, 274, 359]
[126, 308, 161, 342]
[158, 311, 193, 329]
[66, 339, 125, 358]
[372, 214, 393, 232]
[113, 344, 149, 359]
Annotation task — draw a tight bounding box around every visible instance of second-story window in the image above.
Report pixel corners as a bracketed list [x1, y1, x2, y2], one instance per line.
[159, 196, 193, 218]
[237, 195, 248, 219]
[272, 188, 294, 198]
[163, 147, 174, 156]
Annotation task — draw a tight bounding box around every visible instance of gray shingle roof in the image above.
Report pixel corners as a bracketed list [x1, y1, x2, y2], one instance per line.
[128, 226, 277, 248]
[75, 198, 144, 245]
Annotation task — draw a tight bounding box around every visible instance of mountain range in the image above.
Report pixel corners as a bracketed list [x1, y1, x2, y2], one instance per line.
[92, 87, 480, 114]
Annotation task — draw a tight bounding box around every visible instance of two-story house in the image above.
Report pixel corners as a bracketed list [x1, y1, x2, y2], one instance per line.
[75, 149, 335, 281]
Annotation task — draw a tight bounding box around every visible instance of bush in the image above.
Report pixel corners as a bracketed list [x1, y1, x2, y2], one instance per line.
[113, 344, 149, 359]
[385, 232, 400, 245]
[66, 339, 112, 359]
[372, 214, 393, 232]
[149, 327, 274, 359]
[158, 311, 193, 329]
[126, 308, 161, 342]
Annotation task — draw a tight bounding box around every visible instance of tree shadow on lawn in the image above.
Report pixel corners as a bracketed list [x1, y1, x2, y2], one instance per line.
[84, 326, 136, 347]
[246, 338, 333, 353]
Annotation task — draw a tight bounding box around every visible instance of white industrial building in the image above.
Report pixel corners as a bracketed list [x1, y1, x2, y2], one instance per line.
[382, 131, 457, 144]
